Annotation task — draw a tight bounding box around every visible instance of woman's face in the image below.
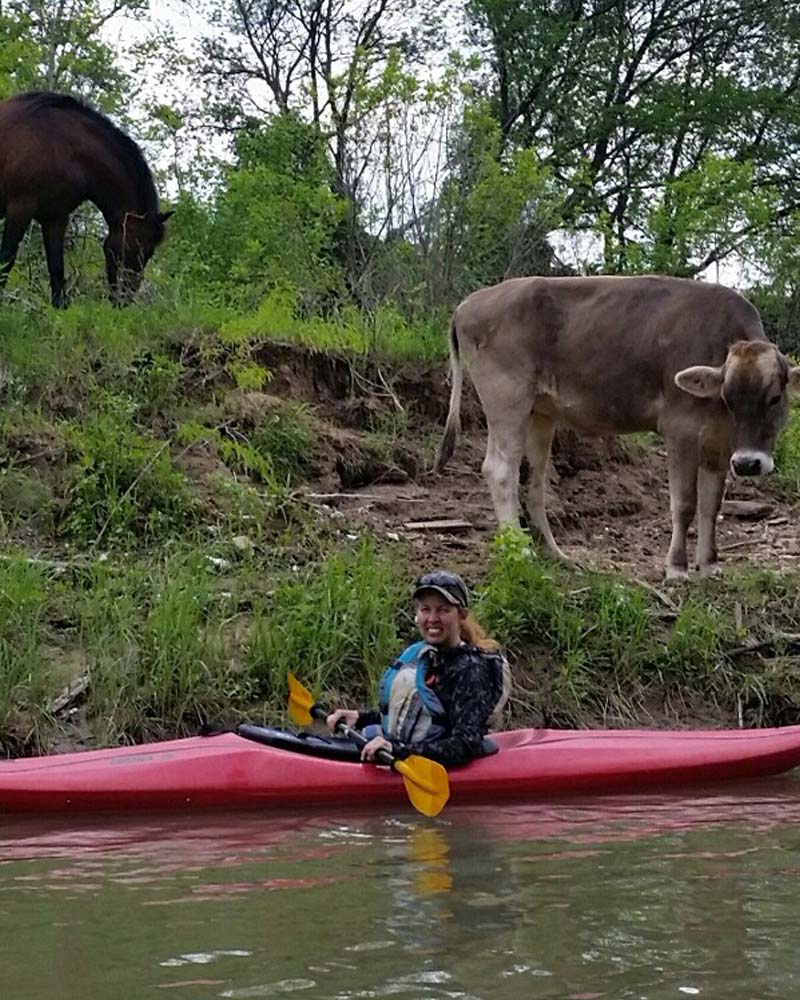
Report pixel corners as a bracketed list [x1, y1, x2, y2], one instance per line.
[414, 591, 464, 647]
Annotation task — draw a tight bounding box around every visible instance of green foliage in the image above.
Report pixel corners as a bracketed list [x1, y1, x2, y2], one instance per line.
[440, 103, 561, 296]
[647, 158, 776, 276]
[201, 116, 345, 307]
[247, 538, 408, 706]
[250, 403, 314, 484]
[131, 353, 184, 414]
[227, 361, 270, 392]
[468, 0, 800, 276]
[750, 271, 800, 359]
[176, 419, 283, 496]
[75, 553, 249, 741]
[0, 8, 38, 98]
[664, 599, 727, 680]
[221, 288, 443, 360]
[0, 468, 56, 530]
[63, 400, 196, 546]
[774, 400, 800, 498]
[0, 557, 53, 730]
[0, 1, 137, 107]
[475, 526, 767, 718]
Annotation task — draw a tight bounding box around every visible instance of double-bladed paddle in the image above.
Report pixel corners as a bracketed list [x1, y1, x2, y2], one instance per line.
[286, 672, 450, 818]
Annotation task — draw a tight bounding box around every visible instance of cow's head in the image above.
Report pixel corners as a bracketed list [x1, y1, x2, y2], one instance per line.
[675, 341, 800, 477]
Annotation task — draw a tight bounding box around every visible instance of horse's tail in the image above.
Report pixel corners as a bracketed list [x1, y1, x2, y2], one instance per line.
[433, 314, 463, 472]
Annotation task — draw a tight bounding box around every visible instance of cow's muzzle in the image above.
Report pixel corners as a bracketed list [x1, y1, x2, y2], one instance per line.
[730, 451, 774, 477]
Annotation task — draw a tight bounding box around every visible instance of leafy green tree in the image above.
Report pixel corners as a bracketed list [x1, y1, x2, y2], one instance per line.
[0, 1, 143, 109]
[434, 101, 562, 299]
[156, 115, 345, 308]
[186, 0, 444, 304]
[468, 0, 800, 276]
[0, 5, 38, 98]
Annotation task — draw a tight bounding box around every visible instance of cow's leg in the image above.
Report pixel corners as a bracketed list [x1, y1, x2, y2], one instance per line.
[41, 216, 69, 309]
[482, 415, 528, 527]
[0, 206, 33, 294]
[663, 433, 699, 581]
[695, 450, 728, 577]
[524, 413, 566, 559]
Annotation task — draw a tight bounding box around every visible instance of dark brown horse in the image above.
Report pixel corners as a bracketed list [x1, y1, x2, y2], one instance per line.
[0, 91, 173, 307]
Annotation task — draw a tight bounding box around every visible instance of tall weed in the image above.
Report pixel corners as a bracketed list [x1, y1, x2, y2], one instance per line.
[221, 288, 444, 361]
[247, 538, 408, 708]
[63, 403, 196, 546]
[775, 400, 800, 497]
[0, 558, 53, 729]
[250, 402, 314, 484]
[76, 553, 248, 741]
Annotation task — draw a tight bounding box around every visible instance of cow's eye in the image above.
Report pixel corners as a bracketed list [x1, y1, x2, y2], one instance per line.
[768, 395, 782, 407]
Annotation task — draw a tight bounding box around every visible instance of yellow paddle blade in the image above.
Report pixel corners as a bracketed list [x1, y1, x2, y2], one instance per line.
[287, 671, 451, 818]
[287, 672, 316, 726]
[395, 755, 450, 818]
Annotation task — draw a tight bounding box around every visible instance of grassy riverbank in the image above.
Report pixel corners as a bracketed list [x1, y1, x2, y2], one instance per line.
[1, 298, 800, 754]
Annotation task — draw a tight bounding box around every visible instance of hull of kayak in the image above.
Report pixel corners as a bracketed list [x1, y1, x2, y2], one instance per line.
[2, 725, 800, 813]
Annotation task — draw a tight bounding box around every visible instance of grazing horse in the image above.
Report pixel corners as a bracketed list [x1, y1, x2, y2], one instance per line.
[0, 91, 173, 307]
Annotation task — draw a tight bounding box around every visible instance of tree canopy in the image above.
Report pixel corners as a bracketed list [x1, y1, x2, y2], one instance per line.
[4, 0, 800, 348]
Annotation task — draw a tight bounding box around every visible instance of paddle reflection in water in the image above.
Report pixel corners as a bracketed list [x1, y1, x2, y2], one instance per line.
[2, 783, 800, 999]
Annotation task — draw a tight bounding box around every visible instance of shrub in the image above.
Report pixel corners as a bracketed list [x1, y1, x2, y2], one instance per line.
[63, 405, 196, 546]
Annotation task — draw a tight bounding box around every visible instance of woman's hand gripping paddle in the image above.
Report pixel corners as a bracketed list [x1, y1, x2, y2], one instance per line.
[286, 672, 450, 818]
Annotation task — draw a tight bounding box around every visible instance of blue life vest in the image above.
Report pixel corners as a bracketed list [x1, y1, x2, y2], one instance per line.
[374, 641, 449, 745]
[361, 642, 511, 755]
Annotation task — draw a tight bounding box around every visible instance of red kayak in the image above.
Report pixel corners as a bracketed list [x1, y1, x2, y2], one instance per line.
[2, 724, 800, 813]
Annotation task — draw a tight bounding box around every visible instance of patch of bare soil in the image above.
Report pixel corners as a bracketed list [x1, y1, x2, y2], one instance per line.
[303, 431, 800, 584]
[257, 343, 799, 584]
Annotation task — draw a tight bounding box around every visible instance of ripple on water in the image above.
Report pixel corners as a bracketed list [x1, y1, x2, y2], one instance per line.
[220, 980, 317, 997]
[160, 949, 251, 967]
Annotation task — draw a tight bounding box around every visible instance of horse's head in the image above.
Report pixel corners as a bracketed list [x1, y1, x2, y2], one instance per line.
[104, 210, 174, 304]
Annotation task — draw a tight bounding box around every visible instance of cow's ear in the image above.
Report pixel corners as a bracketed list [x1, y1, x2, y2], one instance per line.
[788, 366, 800, 394]
[674, 365, 724, 399]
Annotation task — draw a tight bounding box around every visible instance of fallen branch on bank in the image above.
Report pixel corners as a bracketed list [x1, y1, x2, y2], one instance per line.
[727, 632, 800, 658]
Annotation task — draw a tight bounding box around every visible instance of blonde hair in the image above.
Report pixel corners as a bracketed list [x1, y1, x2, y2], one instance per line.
[459, 611, 501, 652]
[460, 611, 511, 729]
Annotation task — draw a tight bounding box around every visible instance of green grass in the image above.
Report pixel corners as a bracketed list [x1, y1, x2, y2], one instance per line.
[246, 537, 409, 709]
[476, 526, 800, 725]
[2, 526, 800, 753]
[219, 288, 445, 360]
[0, 557, 54, 733]
[775, 401, 800, 497]
[63, 406, 198, 546]
[0, 537, 412, 750]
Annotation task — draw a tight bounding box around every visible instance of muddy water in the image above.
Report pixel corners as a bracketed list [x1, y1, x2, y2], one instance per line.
[2, 783, 800, 1000]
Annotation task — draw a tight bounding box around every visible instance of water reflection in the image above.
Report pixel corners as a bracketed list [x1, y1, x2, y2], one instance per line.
[1, 780, 800, 999]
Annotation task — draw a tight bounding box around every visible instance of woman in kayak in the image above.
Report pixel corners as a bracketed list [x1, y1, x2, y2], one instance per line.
[326, 569, 511, 768]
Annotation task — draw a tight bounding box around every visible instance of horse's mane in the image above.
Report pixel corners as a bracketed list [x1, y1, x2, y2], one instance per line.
[18, 92, 161, 222]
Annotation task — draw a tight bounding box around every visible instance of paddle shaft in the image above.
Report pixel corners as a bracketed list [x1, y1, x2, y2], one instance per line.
[309, 703, 398, 769]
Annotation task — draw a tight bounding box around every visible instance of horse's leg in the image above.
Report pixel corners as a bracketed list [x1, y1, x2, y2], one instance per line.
[41, 217, 69, 308]
[0, 206, 33, 295]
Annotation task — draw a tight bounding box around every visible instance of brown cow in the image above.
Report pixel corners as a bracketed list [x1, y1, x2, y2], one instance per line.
[434, 275, 800, 579]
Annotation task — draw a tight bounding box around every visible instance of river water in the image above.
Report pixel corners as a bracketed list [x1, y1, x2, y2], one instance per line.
[2, 781, 800, 999]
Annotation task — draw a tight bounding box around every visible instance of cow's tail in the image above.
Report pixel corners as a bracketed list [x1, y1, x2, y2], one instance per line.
[433, 314, 463, 472]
